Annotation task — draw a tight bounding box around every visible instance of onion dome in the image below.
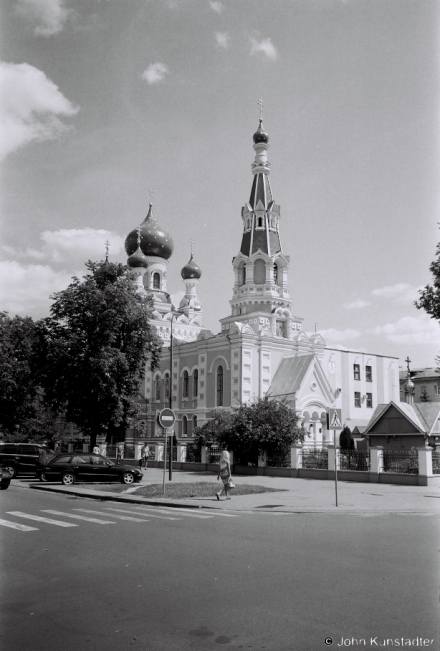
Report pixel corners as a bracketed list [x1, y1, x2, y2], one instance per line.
[127, 245, 148, 269]
[181, 253, 202, 280]
[404, 376, 415, 392]
[125, 203, 174, 260]
[253, 118, 269, 144]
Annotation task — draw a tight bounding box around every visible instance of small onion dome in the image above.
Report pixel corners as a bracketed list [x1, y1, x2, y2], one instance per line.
[404, 377, 415, 392]
[125, 203, 174, 260]
[181, 253, 202, 280]
[127, 245, 148, 269]
[253, 118, 269, 144]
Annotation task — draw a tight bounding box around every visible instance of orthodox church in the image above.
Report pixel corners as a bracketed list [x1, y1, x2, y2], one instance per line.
[124, 118, 400, 449]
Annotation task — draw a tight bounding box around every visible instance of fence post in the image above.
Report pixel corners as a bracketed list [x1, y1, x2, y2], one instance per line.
[155, 444, 164, 462]
[229, 450, 234, 468]
[201, 445, 207, 464]
[290, 445, 302, 469]
[327, 445, 340, 471]
[258, 451, 267, 467]
[176, 443, 183, 462]
[417, 446, 433, 478]
[369, 447, 383, 474]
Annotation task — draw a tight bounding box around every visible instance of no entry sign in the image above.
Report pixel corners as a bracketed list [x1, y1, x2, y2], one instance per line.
[158, 408, 176, 429]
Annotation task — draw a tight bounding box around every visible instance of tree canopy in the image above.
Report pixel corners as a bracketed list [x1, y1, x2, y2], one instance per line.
[415, 239, 440, 364]
[39, 260, 162, 449]
[194, 397, 306, 464]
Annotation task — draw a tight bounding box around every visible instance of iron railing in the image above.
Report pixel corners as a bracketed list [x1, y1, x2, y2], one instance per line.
[383, 450, 418, 475]
[267, 451, 290, 467]
[185, 443, 201, 463]
[339, 449, 369, 471]
[300, 448, 328, 469]
[432, 450, 440, 475]
[208, 446, 222, 464]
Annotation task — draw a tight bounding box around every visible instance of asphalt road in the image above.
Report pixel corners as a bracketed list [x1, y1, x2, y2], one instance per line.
[1, 483, 438, 651]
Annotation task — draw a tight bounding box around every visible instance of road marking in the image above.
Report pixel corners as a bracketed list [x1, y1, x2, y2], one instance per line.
[41, 510, 116, 524]
[0, 518, 39, 531]
[160, 507, 237, 517]
[130, 507, 213, 519]
[6, 512, 78, 527]
[73, 509, 150, 522]
[105, 508, 180, 521]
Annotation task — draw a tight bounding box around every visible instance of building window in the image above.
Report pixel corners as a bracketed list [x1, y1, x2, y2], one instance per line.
[217, 365, 224, 407]
[153, 272, 160, 289]
[366, 366, 372, 382]
[164, 373, 170, 402]
[193, 369, 198, 397]
[183, 371, 189, 398]
[273, 263, 278, 285]
[366, 393, 373, 408]
[353, 364, 360, 381]
[354, 392, 361, 408]
[193, 415, 197, 431]
[182, 415, 188, 437]
[435, 385, 440, 395]
[155, 376, 161, 401]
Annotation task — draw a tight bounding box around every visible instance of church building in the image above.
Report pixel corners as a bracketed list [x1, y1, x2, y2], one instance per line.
[124, 118, 400, 450]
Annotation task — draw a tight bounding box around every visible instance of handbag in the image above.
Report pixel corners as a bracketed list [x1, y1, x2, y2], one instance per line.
[227, 478, 235, 489]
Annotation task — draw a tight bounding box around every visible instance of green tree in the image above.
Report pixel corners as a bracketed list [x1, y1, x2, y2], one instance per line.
[339, 425, 354, 450]
[415, 239, 440, 364]
[39, 260, 162, 450]
[195, 398, 306, 465]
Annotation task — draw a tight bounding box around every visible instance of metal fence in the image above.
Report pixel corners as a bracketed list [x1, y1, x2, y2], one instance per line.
[185, 443, 201, 463]
[267, 451, 290, 468]
[339, 449, 369, 471]
[300, 448, 328, 469]
[432, 450, 440, 475]
[383, 450, 418, 475]
[208, 446, 222, 464]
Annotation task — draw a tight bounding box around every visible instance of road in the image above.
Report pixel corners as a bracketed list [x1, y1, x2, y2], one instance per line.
[1, 483, 438, 651]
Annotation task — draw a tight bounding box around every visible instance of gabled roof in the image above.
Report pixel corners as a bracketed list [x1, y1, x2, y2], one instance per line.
[267, 354, 314, 397]
[364, 400, 440, 435]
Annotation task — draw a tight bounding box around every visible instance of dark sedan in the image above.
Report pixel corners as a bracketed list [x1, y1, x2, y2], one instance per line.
[36, 453, 143, 486]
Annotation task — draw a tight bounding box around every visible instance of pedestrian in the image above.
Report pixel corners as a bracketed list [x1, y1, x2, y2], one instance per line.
[141, 443, 150, 469]
[92, 445, 100, 455]
[216, 450, 234, 501]
[116, 443, 122, 463]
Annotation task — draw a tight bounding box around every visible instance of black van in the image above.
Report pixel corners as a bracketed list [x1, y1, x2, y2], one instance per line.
[0, 443, 49, 478]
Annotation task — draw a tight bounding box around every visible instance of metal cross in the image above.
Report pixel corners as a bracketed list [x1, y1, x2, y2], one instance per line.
[105, 240, 110, 257]
[257, 98, 264, 119]
[405, 356, 411, 373]
[189, 238, 195, 255]
[148, 187, 154, 201]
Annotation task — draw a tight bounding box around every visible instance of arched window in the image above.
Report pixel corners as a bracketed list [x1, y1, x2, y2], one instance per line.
[254, 259, 266, 284]
[164, 373, 170, 401]
[238, 263, 246, 286]
[193, 415, 198, 431]
[183, 370, 189, 398]
[153, 272, 160, 289]
[182, 415, 188, 437]
[273, 263, 278, 285]
[155, 376, 161, 401]
[217, 365, 224, 407]
[258, 216, 263, 227]
[193, 369, 198, 397]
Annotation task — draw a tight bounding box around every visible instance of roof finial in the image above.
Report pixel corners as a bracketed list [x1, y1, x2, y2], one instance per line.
[257, 97, 264, 120]
[104, 239, 110, 262]
[189, 237, 195, 256]
[148, 187, 154, 202]
[405, 356, 412, 375]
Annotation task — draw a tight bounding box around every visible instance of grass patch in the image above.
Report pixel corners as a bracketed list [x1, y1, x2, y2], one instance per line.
[78, 482, 286, 499]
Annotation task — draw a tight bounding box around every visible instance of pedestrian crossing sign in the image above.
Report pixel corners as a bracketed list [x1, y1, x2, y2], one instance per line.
[327, 408, 342, 430]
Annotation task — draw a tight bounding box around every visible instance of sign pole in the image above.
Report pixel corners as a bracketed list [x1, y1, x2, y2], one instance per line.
[328, 408, 342, 508]
[162, 430, 167, 496]
[334, 428, 338, 507]
[169, 431, 173, 481]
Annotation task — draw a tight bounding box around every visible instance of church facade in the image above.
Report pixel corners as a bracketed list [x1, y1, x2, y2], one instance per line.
[124, 118, 400, 449]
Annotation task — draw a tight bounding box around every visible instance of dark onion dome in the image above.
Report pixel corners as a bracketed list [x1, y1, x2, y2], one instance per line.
[127, 245, 148, 269]
[125, 203, 174, 260]
[181, 253, 202, 280]
[253, 118, 269, 144]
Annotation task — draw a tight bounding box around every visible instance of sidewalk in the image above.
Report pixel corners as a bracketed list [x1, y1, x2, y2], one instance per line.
[28, 468, 440, 515]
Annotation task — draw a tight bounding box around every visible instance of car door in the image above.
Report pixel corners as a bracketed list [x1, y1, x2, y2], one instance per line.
[18, 445, 39, 474]
[0, 445, 21, 473]
[89, 454, 116, 482]
[72, 455, 93, 481]
[44, 455, 73, 481]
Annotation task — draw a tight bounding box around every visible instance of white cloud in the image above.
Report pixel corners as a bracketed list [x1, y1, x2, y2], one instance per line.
[141, 62, 169, 85]
[15, 0, 72, 36]
[0, 61, 79, 161]
[344, 299, 371, 310]
[0, 261, 76, 319]
[215, 32, 229, 49]
[318, 328, 362, 343]
[372, 314, 439, 345]
[209, 1, 224, 14]
[249, 36, 278, 60]
[2, 229, 124, 266]
[372, 283, 422, 305]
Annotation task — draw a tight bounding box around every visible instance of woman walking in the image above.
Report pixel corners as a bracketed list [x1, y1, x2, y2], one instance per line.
[216, 450, 234, 501]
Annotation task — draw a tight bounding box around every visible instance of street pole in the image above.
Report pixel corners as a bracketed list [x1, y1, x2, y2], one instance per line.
[334, 428, 338, 507]
[162, 430, 167, 496]
[169, 315, 174, 481]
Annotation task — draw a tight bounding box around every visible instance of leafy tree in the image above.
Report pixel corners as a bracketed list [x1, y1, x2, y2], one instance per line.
[0, 312, 40, 436]
[415, 239, 440, 364]
[419, 386, 430, 402]
[194, 398, 306, 465]
[39, 260, 162, 450]
[339, 425, 354, 450]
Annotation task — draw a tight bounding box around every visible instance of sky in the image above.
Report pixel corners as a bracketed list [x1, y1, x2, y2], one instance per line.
[1, 0, 439, 370]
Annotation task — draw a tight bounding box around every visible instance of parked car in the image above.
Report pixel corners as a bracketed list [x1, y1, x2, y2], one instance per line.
[37, 453, 143, 485]
[0, 466, 12, 490]
[0, 443, 52, 478]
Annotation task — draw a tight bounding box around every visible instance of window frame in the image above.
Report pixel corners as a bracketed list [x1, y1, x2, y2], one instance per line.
[193, 369, 198, 397]
[183, 370, 189, 399]
[217, 365, 224, 407]
[366, 393, 373, 408]
[353, 364, 361, 381]
[365, 365, 372, 382]
[354, 391, 361, 408]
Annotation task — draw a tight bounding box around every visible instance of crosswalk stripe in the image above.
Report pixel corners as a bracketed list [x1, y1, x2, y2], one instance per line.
[130, 507, 213, 519]
[41, 510, 116, 524]
[6, 512, 78, 527]
[105, 508, 180, 521]
[0, 518, 39, 531]
[73, 509, 150, 522]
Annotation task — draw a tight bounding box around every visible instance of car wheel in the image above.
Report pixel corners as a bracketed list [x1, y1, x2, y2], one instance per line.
[4, 465, 16, 478]
[121, 472, 134, 484]
[61, 472, 76, 486]
[0, 483, 10, 490]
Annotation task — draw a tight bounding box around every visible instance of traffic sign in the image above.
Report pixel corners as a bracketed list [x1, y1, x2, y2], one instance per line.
[158, 408, 176, 429]
[328, 408, 342, 430]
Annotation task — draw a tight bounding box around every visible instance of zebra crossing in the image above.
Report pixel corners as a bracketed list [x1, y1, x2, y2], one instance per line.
[0, 504, 238, 532]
